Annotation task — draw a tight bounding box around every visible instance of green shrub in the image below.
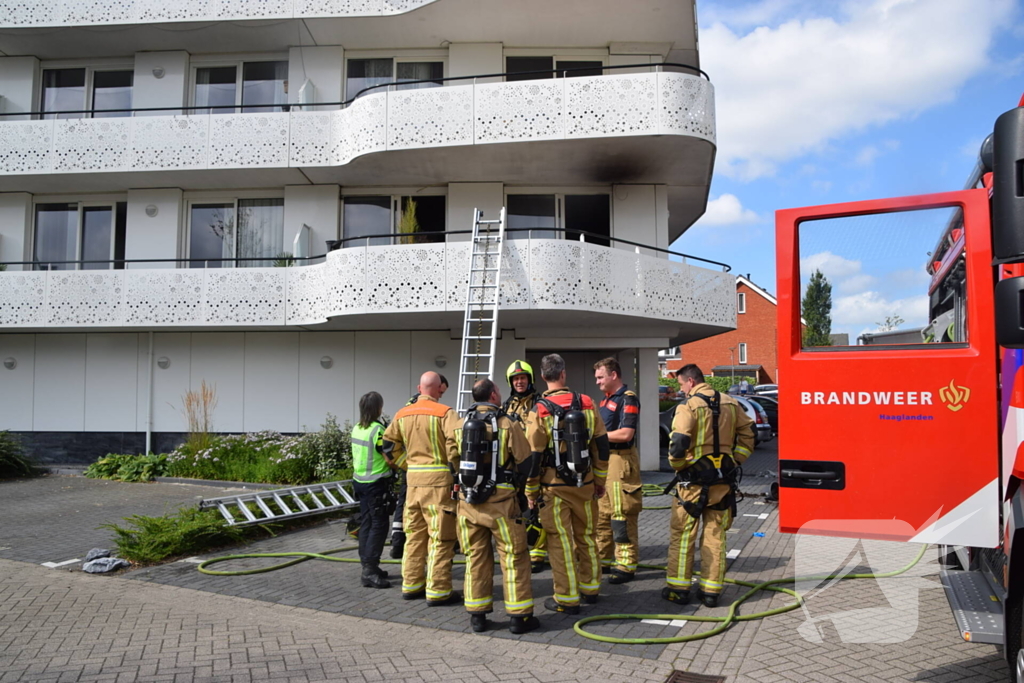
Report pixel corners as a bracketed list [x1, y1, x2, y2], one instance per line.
[0, 431, 34, 479]
[299, 414, 352, 482]
[659, 399, 678, 412]
[101, 507, 248, 564]
[659, 376, 680, 393]
[85, 453, 168, 482]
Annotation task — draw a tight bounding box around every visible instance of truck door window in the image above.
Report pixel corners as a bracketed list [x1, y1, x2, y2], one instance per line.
[798, 206, 966, 350]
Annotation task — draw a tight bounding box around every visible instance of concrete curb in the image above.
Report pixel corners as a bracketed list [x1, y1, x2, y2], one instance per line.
[153, 476, 284, 490]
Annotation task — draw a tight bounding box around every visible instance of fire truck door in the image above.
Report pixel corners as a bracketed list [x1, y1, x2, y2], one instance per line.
[775, 189, 1000, 546]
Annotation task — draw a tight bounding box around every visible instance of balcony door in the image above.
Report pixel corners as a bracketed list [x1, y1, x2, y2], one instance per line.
[505, 56, 605, 81]
[194, 61, 288, 114]
[33, 202, 126, 270]
[188, 199, 284, 267]
[341, 195, 446, 247]
[346, 59, 444, 99]
[506, 194, 610, 245]
[40, 68, 133, 119]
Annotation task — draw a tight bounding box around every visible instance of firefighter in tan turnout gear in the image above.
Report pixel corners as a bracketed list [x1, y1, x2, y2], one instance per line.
[454, 378, 540, 634]
[593, 357, 643, 584]
[663, 364, 754, 607]
[525, 354, 611, 614]
[383, 371, 462, 605]
[502, 360, 548, 573]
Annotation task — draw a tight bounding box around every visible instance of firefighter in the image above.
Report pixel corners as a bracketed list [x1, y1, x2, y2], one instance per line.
[391, 375, 448, 560]
[593, 357, 643, 584]
[455, 378, 540, 634]
[502, 360, 547, 573]
[663, 364, 754, 608]
[524, 354, 611, 614]
[350, 391, 395, 589]
[383, 371, 462, 605]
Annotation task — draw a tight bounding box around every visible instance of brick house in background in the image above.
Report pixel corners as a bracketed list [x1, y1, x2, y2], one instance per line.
[665, 275, 778, 384]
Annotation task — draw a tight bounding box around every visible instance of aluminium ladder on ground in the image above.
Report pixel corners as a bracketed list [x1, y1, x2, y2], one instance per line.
[199, 481, 359, 527]
[456, 207, 507, 414]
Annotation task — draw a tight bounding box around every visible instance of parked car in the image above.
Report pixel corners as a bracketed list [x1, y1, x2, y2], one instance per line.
[659, 394, 772, 448]
[659, 385, 676, 400]
[753, 384, 778, 395]
[746, 394, 779, 435]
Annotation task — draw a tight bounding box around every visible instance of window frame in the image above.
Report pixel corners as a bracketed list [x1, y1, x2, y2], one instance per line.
[738, 343, 748, 365]
[184, 193, 286, 267]
[31, 200, 121, 270]
[502, 49, 608, 80]
[737, 291, 746, 314]
[188, 56, 290, 114]
[37, 63, 135, 118]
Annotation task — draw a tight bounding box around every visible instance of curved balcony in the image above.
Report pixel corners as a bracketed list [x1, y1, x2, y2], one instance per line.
[0, 70, 715, 196]
[0, 0, 437, 27]
[0, 239, 736, 341]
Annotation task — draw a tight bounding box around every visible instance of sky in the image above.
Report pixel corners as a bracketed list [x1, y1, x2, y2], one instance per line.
[673, 0, 1024, 341]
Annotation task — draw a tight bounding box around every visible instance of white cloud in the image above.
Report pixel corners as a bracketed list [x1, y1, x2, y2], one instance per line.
[837, 273, 878, 294]
[833, 291, 929, 327]
[701, 0, 1015, 179]
[695, 194, 759, 226]
[800, 250, 861, 280]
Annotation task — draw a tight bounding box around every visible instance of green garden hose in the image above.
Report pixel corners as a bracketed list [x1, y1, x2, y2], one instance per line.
[573, 543, 928, 644]
[198, 484, 927, 647]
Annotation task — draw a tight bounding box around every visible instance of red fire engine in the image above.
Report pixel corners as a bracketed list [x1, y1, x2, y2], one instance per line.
[776, 99, 1024, 680]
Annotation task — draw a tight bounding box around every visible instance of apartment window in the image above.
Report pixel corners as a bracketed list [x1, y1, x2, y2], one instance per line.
[341, 195, 446, 247]
[40, 68, 133, 118]
[737, 291, 746, 313]
[193, 61, 288, 114]
[505, 56, 605, 82]
[33, 202, 127, 270]
[345, 59, 444, 99]
[738, 343, 748, 364]
[506, 193, 611, 245]
[188, 199, 284, 267]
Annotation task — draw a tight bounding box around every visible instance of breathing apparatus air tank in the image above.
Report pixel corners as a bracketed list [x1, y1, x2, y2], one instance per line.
[561, 409, 591, 486]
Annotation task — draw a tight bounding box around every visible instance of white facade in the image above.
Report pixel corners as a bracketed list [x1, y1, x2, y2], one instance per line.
[0, 0, 731, 469]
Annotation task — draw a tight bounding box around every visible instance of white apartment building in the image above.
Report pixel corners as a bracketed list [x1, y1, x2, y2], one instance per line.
[0, 0, 733, 470]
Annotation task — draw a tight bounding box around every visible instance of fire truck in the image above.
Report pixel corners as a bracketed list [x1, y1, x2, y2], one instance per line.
[775, 99, 1024, 680]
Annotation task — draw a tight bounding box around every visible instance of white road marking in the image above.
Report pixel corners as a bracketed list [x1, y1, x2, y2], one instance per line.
[41, 558, 80, 568]
[641, 619, 688, 627]
[727, 549, 741, 559]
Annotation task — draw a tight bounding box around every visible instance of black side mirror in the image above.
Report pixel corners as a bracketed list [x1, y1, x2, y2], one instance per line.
[992, 107, 1024, 263]
[995, 276, 1024, 348]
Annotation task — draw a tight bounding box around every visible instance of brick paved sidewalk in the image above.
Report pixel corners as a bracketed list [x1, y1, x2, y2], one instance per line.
[0, 558, 674, 683]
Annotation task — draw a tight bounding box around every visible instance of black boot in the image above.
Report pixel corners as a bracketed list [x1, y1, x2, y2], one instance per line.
[607, 568, 634, 584]
[661, 587, 690, 605]
[390, 531, 406, 559]
[470, 613, 488, 632]
[375, 566, 389, 579]
[360, 562, 390, 589]
[509, 614, 540, 634]
[700, 591, 719, 608]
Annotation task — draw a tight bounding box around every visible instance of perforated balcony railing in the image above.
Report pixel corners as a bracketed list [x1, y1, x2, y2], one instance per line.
[0, 239, 735, 330]
[0, 70, 715, 176]
[0, 0, 438, 26]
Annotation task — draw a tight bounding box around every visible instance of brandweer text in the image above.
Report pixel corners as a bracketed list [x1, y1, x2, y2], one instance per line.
[800, 391, 934, 406]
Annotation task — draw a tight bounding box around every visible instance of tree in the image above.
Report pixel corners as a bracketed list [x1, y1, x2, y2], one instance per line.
[875, 314, 905, 332]
[802, 269, 833, 347]
[398, 199, 419, 245]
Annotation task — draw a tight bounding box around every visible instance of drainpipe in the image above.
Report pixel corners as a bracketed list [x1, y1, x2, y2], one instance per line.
[146, 331, 154, 455]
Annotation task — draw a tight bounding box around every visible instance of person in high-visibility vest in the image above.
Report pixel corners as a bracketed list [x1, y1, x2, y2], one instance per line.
[501, 360, 547, 573]
[383, 371, 462, 605]
[351, 391, 397, 589]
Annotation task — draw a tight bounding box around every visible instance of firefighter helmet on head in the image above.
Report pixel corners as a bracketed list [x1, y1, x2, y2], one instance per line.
[506, 360, 534, 386]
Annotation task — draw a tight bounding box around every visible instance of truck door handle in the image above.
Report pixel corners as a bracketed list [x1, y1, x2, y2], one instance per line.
[781, 470, 839, 480]
[779, 460, 845, 491]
